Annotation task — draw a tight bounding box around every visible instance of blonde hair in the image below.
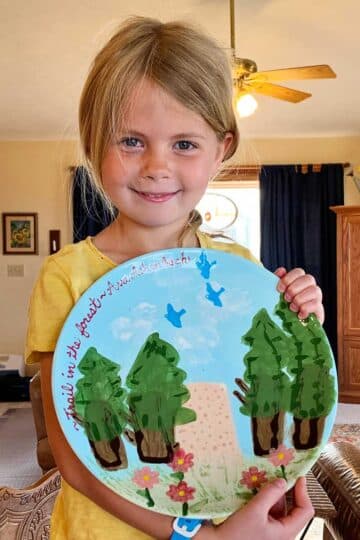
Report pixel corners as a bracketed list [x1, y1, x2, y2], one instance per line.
[78, 16, 239, 239]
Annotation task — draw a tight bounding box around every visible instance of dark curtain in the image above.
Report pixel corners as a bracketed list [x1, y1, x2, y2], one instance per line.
[72, 166, 115, 242]
[260, 164, 344, 361]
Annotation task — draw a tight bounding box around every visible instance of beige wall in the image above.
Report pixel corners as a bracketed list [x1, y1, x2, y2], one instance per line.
[0, 140, 78, 370]
[0, 136, 359, 363]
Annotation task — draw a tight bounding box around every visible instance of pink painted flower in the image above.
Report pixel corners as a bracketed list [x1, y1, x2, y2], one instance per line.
[166, 481, 195, 502]
[240, 466, 268, 490]
[267, 444, 295, 467]
[132, 467, 160, 489]
[168, 448, 194, 473]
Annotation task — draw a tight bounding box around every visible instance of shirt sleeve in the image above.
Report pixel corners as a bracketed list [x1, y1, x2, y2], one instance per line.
[25, 257, 75, 364]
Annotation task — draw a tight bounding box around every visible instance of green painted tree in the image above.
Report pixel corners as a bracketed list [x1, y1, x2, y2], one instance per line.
[234, 308, 292, 455]
[74, 347, 129, 469]
[126, 332, 196, 463]
[275, 294, 336, 449]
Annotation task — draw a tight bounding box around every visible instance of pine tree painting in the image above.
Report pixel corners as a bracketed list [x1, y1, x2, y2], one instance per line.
[275, 295, 336, 449]
[74, 347, 130, 469]
[126, 332, 196, 463]
[234, 309, 291, 456]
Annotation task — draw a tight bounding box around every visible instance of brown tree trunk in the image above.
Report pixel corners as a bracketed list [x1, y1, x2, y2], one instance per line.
[292, 416, 326, 450]
[251, 411, 285, 456]
[134, 428, 174, 463]
[89, 436, 128, 470]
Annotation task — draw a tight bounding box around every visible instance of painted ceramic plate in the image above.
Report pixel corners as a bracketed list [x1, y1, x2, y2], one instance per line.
[53, 248, 337, 519]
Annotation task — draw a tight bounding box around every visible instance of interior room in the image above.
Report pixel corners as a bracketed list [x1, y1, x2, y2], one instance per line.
[1, 1, 360, 539]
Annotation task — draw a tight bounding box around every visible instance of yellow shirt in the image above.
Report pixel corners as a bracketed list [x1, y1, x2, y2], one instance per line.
[25, 233, 258, 539]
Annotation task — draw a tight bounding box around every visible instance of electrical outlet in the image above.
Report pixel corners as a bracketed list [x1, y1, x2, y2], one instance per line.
[7, 264, 24, 277]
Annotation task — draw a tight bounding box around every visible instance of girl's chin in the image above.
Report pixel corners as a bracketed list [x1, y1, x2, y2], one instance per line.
[118, 211, 190, 231]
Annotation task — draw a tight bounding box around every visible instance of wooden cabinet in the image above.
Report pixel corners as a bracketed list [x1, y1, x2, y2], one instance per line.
[331, 206, 360, 402]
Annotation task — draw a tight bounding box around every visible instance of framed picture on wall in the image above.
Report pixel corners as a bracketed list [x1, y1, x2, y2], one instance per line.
[2, 213, 38, 255]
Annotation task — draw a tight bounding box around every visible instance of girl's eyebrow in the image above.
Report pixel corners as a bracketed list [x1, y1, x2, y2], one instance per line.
[173, 132, 206, 140]
[119, 129, 206, 140]
[117, 130, 144, 137]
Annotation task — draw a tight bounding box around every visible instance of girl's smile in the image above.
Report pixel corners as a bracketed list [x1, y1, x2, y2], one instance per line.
[131, 189, 182, 203]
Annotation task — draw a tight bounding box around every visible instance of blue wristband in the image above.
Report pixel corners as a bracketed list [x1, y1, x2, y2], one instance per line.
[171, 517, 204, 539]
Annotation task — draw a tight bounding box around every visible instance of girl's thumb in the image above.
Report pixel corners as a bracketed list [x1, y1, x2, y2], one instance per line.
[250, 478, 288, 511]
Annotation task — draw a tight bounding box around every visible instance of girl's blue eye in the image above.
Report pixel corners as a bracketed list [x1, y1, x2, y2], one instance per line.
[120, 137, 141, 147]
[175, 140, 196, 150]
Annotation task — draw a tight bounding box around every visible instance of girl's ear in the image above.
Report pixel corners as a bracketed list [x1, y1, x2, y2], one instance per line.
[213, 132, 234, 172]
[221, 131, 235, 161]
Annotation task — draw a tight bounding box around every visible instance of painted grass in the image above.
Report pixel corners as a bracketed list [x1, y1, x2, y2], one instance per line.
[100, 446, 321, 518]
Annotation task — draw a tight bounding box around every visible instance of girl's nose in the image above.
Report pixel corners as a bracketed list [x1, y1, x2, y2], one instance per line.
[140, 148, 170, 181]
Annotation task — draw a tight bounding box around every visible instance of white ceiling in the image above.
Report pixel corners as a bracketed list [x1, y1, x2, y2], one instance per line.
[1, 0, 360, 140]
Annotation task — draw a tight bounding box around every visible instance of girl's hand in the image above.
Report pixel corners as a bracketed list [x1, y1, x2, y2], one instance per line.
[207, 477, 314, 540]
[275, 267, 324, 324]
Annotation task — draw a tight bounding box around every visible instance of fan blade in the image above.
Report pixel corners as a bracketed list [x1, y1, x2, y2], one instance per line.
[242, 81, 311, 103]
[247, 64, 336, 82]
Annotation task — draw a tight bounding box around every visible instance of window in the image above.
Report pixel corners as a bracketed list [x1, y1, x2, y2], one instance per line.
[196, 180, 260, 260]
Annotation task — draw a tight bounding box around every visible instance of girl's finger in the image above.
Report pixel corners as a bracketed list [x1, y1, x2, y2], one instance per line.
[278, 478, 315, 537]
[274, 267, 287, 279]
[282, 275, 317, 300]
[248, 478, 288, 514]
[285, 285, 324, 323]
[287, 285, 322, 308]
[269, 494, 286, 519]
[294, 300, 325, 323]
[276, 268, 306, 292]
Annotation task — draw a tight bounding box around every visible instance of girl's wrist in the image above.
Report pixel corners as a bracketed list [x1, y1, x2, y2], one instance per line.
[197, 523, 216, 540]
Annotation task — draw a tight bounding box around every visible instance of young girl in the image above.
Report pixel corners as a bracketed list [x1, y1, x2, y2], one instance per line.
[26, 16, 321, 539]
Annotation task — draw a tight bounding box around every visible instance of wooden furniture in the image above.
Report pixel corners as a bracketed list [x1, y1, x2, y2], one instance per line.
[331, 206, 360, 403]
[0, 468, 60, 540]
[30, 373, 56, 472]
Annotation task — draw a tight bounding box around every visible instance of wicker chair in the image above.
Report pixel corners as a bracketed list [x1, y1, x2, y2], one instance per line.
[0, 468, 60, 540]
[312, 442, 360, 540]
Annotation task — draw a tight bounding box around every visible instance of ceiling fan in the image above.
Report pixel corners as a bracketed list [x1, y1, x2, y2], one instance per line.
[229, 0, 336, 113]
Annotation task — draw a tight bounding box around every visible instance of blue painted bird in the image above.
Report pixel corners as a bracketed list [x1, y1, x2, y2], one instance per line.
[205, 283, 225, 307]
[164, 303, 186, 328]
[196, 251, 216, 279]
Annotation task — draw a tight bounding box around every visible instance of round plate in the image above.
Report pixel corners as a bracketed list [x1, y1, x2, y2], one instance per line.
[53, 248, 337, 519]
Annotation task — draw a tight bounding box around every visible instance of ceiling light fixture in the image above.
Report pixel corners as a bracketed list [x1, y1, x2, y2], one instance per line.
[230, 0, 258, 117]
[228, 0, 336, 118]
[236, 93, 258, 118]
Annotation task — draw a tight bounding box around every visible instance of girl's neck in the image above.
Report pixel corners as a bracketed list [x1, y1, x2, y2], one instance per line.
[93, 215, 199, 265]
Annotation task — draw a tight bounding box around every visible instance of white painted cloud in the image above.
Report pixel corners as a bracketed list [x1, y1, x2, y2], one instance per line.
[119, 332, 133, 341]
[226, 291, 253, 315]
[111, 304, 157, 341]
[176, 336, 192, 350]
[182, 348, 215, 366]
[112, 316, 130, 329]
[134, 319, 153, 330]
[135, 302, 157, 315]
[111, 317, 131, 339]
